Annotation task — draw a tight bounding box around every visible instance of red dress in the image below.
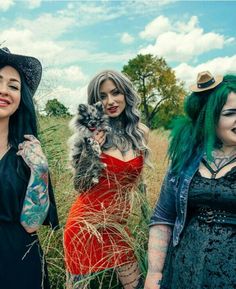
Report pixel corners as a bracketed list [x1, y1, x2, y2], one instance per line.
[64, 152, 144, 275]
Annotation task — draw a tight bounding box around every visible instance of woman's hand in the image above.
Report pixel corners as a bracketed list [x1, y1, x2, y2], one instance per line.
[92, 130, 106, 146]
[144, 272, 162, 289]
[17, 135, 48, 173]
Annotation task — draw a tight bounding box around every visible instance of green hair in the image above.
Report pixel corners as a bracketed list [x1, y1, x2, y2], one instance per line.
[168, 74, 236, 174]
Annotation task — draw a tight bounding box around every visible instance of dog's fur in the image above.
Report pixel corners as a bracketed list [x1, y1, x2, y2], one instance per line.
[68, 102, 110, 189]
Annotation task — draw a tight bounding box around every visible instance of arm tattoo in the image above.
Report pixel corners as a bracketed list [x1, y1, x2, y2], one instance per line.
[20, 170, 49, 231]
[148, 225, 172, 273]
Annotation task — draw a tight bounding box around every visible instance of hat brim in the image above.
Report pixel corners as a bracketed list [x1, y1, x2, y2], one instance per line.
[189, 75, 223, 92]
[0, 48, 42, 96]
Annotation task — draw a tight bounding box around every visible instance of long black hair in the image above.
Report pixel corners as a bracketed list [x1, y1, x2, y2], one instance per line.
[2, 65, 39, 149]
[0, 64, 39, 181]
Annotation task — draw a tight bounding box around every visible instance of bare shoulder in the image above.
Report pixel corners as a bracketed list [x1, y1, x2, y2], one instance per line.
[138, 123, 150, 143]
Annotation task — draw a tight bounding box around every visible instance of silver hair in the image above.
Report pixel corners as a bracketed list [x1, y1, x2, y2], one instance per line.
[87, 70, 150, 162]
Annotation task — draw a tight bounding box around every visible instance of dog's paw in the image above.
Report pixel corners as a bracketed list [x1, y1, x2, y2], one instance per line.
[92, 142, 101, 155]
[92, 177, 99, 184]
[104, 125, 112, 133]
[101, 162, 107, 168]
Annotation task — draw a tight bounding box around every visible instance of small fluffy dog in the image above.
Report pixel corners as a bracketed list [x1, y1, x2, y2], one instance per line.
[68, 102, 110, 189]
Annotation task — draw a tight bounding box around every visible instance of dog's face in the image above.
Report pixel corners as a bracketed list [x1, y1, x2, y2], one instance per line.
[77, 102, 108, 131]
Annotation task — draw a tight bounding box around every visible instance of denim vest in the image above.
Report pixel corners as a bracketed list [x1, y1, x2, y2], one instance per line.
[150, 151, 203, 246]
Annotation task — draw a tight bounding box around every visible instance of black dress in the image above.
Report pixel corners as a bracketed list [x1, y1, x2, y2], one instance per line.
[161, 168, 236, 289]
[0, 147, 59, 289]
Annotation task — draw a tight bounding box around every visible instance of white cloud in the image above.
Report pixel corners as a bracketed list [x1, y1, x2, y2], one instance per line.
[2, 12, 124, 67]
[60, 2, 122, 27]
[120, 33, 134, 44]
[0, 11, 77, 64]
[141, 29, 225, 62]
[225, 37, 235, 44]
[55, 85, 88, 114]
[0, 27, 64, 62]
[175, 15, 199, 33]
[27, 0, 41, 9]
[139, 16, 235, 63]
[16, 13, 75, 39]
[0, 28, 33, 47]
[59, 0, 175, 28]
[35, 84, 88, 114]
[0, 15, 92, 66]
[174, 55, 236, 90]
[0, 0, 14, 11]
[0, 0, 176, 63]
[67, 2, 74, 10]
[86, 51, 135, 65]
[140, 16, 171, 39]
[45, 66, 87, 84]
[122, 0, 176, 16]
[0, 23, 133, 70]
[35, 65, 89, 114]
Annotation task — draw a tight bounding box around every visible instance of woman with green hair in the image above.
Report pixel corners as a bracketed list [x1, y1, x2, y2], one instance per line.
[144, 71, 236, 289]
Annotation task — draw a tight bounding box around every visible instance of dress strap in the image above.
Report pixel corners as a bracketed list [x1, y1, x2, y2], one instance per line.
[201, 156, 236, 179]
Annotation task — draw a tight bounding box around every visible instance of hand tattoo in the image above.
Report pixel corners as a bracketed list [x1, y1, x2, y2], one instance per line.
[17, 135, 48, 173]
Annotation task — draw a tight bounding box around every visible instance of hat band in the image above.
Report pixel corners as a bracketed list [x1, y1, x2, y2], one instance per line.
[197, 78, 215, 89]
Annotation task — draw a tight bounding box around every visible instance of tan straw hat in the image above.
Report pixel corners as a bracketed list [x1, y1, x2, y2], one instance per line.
[189, 71, 223, 92]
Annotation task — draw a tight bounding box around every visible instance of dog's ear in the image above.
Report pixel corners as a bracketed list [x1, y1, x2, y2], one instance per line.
[95, 101, 104, 112]
[78, 104, 88, 114]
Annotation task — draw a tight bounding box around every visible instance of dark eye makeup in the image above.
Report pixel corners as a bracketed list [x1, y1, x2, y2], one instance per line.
[221, 109, 236, 116]
[100, 94, 107, 100]
[9, 85, 20, 91]
[112, 89, 120, 96]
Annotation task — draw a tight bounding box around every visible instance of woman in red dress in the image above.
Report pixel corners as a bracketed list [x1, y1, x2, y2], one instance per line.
[64, 70, 149, 289]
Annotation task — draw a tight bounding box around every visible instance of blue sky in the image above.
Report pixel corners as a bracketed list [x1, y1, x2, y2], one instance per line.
[1, 0, 236, 113]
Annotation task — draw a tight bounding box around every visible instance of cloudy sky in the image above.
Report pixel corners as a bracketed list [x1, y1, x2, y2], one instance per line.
[1, 0, 236, 113]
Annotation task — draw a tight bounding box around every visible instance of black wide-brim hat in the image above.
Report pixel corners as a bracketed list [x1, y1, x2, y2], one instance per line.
[0, 47, 42, 96]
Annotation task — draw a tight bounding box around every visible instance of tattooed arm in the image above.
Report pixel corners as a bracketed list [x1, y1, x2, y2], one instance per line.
[144, 224, 172, 289]
[18, 135, 50, 233]
[20, 170, 49, 233]
[144, 168, 177, 289]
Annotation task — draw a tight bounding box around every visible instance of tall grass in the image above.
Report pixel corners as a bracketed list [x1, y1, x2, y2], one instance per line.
[38, 116, 168, 289]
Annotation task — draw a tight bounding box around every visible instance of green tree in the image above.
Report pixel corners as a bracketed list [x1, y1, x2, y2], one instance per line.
[151, 98, 184, 129]
[45, 98, 70, 117]
[122, 54, 186, 128]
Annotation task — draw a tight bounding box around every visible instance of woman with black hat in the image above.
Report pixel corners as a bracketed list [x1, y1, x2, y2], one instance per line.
[145, 71, 236, 289]
[0, 47, 59, 289]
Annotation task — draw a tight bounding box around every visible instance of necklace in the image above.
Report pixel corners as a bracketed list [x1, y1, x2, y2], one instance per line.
[112, 129, 132, 155]
[202, 156, 236, 179]
[203, 148, 236, 177]
[103, 117, 133, 155]
[211, 148, 236, 170]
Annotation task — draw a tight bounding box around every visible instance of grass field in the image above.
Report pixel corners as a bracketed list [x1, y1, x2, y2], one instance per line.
[38, 116, 169, 289]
